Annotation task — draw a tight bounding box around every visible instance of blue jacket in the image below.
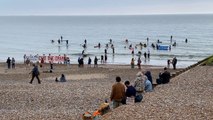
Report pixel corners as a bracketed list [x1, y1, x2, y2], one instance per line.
[32, 66, 39, 75]
[145, 71, 153, 84]
[144, 80, 153, 92]
[125, 85, 136, 97]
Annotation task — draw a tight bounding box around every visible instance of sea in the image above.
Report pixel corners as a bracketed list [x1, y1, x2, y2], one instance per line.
[0, 14, 213, 68]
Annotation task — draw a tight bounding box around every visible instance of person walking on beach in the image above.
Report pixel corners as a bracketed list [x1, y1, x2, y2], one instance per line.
[137, 57, 141, 69]
[167, 59, 171, 68]
[94, 56, 98, 68]
[130, 58, 135, 68]
[6, 57, 11, 69]
[101, 55, 104, 64]
[50, 57, 54, 70]
[172, 57, 177, 70]
[23, 54, 27, 63]
[110, 76, 125, 109]
[88, 57, 92, 67]
[29, 64, 41, 84]
[12, 57, 15, 69]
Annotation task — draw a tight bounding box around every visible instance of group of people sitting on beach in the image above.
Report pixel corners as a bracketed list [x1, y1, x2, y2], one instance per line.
[110, 67, 171, 109]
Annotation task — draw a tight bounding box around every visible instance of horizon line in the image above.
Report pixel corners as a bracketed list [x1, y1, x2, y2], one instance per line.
[1, 13, 213, 17]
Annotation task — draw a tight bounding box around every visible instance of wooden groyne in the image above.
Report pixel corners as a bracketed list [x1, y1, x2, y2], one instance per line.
[170, 55, 213, 78]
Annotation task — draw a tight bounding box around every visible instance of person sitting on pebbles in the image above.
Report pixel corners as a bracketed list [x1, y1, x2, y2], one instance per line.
[156, 67, 171, 84]
[55, 74, 66, 82]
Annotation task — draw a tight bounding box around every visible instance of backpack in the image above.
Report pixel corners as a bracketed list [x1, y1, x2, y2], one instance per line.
[135, 94, 143, 102]
[134, 77, 144, 92]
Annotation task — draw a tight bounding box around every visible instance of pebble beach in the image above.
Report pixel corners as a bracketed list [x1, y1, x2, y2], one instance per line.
[0, 63, 212, 120]
[102, 65, 213, 120]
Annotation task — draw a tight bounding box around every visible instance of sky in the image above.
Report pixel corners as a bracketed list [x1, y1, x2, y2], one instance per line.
[0, 0, 213, 15]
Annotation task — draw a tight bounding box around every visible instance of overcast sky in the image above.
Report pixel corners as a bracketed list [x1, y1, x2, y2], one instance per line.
[0, 0, 213, 15]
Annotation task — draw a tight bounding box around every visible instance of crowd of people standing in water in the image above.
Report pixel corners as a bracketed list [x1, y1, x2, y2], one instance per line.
[47, 35, 187, 70]
[4, 36, 182, 86]
[4, 36, 179, 116]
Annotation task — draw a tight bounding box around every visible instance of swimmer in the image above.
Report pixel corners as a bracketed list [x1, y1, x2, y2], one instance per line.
[185, 38, 188, 43]
[125, 39, 128, 43]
